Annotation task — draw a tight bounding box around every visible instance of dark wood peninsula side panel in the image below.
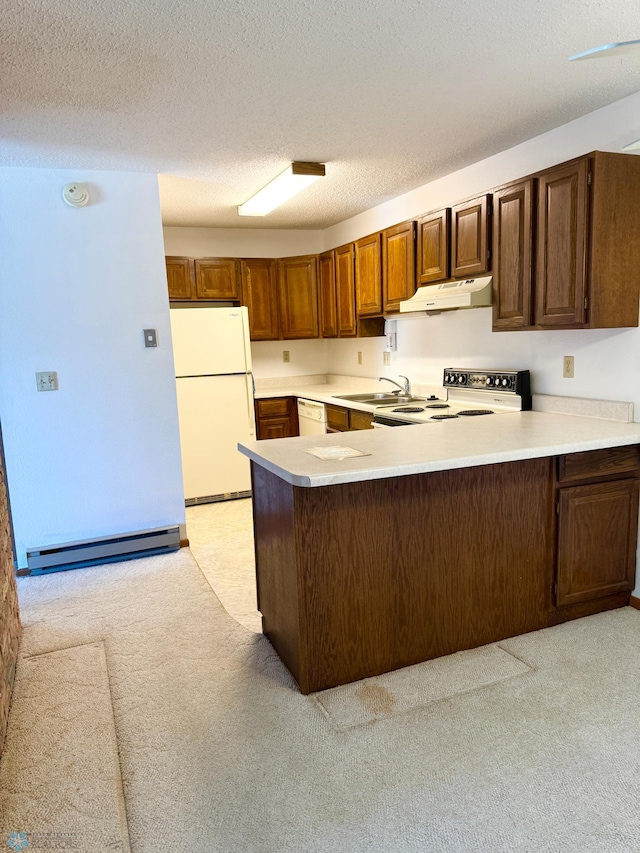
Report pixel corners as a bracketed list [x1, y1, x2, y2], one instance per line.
[252, 457, 554, 694]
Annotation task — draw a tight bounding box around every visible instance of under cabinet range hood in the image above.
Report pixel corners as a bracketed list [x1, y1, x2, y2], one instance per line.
[399, 276, 492, 314]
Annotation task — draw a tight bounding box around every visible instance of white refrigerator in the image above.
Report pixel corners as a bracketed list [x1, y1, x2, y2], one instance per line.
[170, 306, 256, 503]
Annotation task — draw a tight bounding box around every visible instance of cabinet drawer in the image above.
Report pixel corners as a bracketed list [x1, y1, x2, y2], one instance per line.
[349, 410, 373, 430]
[256, 397, 290, 418]
[326, 404, 350, 431]
[558, 446, 640, 484]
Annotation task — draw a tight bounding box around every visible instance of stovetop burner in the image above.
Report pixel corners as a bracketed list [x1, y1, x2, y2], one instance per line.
[431, 414, 459, 420]
[392, 406, 425, 413]
[426, 403, 450, 409]
[457, 409, 494, 416]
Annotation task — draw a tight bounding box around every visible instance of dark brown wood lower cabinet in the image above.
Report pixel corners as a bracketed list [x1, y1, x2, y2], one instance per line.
[556, 479, 639, 606]
[255, 397, 298, 440]
[326, 403, 372, 432]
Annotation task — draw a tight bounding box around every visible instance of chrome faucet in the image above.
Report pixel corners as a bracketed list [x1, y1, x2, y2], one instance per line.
[379, 375, 411, 395]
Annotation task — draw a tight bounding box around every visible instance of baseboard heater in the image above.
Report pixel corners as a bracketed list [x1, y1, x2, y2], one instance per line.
[185, 489, 251, 507]
[25, 526, 181, 575]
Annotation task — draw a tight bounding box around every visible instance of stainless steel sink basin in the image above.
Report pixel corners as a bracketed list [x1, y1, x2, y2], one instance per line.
[335, 393, 425, 405]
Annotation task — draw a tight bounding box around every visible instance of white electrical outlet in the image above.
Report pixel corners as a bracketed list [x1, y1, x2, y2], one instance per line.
[282, 350, 290, 363]
[35, 371, 58, 392]
[382, 352, 391, 366]
[563, 355, 575, 378]
[357, 351, 363, 365]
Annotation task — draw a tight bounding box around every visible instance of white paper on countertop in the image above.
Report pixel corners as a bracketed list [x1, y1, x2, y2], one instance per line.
[304, 446, 371, 461]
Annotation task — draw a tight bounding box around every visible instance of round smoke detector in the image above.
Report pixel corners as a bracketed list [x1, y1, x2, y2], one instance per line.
[62, 183, 90, 208]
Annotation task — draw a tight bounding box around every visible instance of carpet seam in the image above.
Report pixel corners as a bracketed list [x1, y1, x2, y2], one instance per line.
[187, 545, 259, 637]
[100, 638, 133, 853]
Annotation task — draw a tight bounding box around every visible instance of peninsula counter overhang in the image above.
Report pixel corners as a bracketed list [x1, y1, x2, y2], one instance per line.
[238, 411, 640, 488]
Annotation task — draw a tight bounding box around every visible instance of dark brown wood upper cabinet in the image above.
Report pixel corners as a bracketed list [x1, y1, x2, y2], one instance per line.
[277, 255, 319, 339]
[535, 151, 640, 330]
[166, 256, 196, 300]
[451, 194, 491, 278]
[318, 250, 338, 338]
[416, 208, 450, 284]
[355, 233, 382, 316]
[382, 220, 416, 313]
[335, 243, 357, 337]
[194, 258, 241, 300]
[492, 180, 535, 330]
[535, 159, 588, 328]
[240, 258, 279, 341]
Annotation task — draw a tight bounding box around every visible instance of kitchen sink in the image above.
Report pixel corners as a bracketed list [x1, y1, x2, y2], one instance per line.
[335, 393, 426, 405]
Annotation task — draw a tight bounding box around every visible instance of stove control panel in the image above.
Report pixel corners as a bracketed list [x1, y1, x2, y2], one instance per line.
[443, 369, 532, 408]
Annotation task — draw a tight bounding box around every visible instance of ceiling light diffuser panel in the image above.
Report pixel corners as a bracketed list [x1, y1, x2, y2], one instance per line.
[238, 162, 326, 216]
[569, 39, 640, 61]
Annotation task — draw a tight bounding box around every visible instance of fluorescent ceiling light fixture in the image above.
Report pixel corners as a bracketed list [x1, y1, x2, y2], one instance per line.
[238, 162, 325, 216]
[623, 138, 640, 152]
[569, 39, 640, 61]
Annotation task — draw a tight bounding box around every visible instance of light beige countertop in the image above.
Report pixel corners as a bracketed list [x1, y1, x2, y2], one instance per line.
[239, 411, 640, 488]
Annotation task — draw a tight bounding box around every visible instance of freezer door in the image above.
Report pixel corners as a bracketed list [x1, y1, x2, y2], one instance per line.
[175, 374, 256, 501]
[170, 306, 252, 376]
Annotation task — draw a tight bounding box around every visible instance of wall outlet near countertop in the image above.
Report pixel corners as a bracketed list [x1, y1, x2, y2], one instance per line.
[357, 351, 362, 365]
[282, 350, 290, 363]
[563, 355, 575, 378]
[382, 351, 391, 366]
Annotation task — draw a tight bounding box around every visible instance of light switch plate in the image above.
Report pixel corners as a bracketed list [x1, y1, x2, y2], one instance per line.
[143, 329, 158, 347]
[36, 371, 58, 392]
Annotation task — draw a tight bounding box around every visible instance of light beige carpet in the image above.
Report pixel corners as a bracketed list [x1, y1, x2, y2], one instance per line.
[314, 644, 533, 731]
[3, 524, 640, 851]
[0, 642, 130, 852]
[186, 499, 262, 633]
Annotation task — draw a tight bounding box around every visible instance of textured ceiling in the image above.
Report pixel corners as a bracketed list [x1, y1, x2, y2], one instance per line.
[3, 0, 640, 229]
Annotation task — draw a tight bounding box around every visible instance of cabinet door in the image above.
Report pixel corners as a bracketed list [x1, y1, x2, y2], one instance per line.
[355, 233, 382, 316]
[416, 209, 450, 284]
[257, 417, 294, 440]
[451, 194, 491, 277]
[241, 259, 279, 341]
[194, 258, 241, 300]
[382, 221, 416, 313]
[318, 251, 338, 338]
[556, 479, 639, 606]
[166, 257, 196, 300]
[535, 158, 589, 327]
[277, 256, 319, 339]
[492, 180, 534, 330]
[335, 243, 357, 337]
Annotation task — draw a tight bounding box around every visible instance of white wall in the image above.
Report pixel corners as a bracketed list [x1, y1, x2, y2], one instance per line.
[251, 340, 329, 380]
[0, 168, 185, 568]
[162, 226, 323, 258]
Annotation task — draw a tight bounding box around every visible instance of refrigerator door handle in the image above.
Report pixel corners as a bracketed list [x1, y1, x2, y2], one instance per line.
[245, 374, 256, 436]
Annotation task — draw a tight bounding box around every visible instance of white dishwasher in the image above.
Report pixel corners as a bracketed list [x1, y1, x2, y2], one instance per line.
[297, 398, 327, 435]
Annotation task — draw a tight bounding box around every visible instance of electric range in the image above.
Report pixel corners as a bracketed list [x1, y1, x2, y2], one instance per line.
[372, 368, 531, 427]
